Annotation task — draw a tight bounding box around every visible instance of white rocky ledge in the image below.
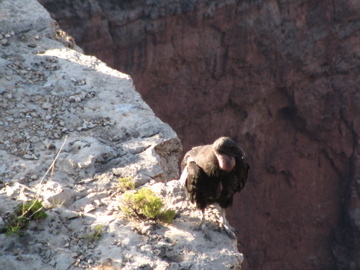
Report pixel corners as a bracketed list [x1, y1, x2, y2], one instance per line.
[0, 0, 243, 269]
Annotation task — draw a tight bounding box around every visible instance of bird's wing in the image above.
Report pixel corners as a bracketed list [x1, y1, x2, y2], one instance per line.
[186, 161, 219, 209]
[180, 145, 219, 209]
[217, 157, 249, 208]
[184, 161, 203, 205]
[183, 145, 217, 175]
[227, 157, 249, 193]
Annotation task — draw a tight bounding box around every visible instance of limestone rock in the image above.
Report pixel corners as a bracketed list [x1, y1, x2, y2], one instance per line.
[0, 0, 242, 269]
[39, 0, 360, 269]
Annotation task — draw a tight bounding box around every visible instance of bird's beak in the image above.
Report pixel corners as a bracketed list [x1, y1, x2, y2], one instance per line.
[235, 148, 245, 158]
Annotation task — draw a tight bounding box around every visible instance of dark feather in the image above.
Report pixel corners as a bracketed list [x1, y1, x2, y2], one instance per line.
[181, 137, 250, 211]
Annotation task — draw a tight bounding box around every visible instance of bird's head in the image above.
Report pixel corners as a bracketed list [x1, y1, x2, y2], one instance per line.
[213, 137, 245, 158]
[213, 137, 245, 172]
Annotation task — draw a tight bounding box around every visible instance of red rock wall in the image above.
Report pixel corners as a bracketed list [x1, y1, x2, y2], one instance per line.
[39, 0, 360, 269]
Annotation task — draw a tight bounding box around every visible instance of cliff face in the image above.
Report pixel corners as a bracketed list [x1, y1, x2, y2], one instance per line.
[0, 1, 243, 269]
[38, 0, 360, 269]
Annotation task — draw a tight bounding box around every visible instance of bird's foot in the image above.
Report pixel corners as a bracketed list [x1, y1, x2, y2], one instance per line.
[222, 223, 237, 240]
[194, 223, 212, 240]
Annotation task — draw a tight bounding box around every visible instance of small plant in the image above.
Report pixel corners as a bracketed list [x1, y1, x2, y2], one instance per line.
[157, 209, 177, 223]
[84, 224, 103, 242]
[121, 188, 176, 223]
[5, 199, 47, 236]
[118, 177, 135, 192]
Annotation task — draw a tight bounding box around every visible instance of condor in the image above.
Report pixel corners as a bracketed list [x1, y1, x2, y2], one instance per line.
[179, 137, 249, 239]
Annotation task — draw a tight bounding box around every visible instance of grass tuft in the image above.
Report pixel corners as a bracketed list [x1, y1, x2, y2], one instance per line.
[118, 177, 135, 192]
[84, 224, 103, 242]
[157, 209, 177, 223]
[5, 199, 47, 236]
[120, 188, 176, 223]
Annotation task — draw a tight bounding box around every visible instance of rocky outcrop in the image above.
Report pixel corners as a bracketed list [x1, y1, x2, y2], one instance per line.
[0, 1, 243, 269]
[38, 0, 360, 269]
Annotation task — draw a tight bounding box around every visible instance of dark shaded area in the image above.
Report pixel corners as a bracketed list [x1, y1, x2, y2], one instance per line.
[38, 0, 360, 269]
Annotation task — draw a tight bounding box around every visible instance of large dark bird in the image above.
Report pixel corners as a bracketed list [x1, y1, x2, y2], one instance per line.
[179, 137, 249, 239]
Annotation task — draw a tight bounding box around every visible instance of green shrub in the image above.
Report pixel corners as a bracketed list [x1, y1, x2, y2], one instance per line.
[5, 199, 47, 236]
[84, 224, 103, 242]
[118, 177, 135, 192]
[121, 188, 176, 223]
[157, 209, 177, 223]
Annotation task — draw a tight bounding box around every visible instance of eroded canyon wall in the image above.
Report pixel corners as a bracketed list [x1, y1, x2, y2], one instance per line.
[38, 0, 360, 269]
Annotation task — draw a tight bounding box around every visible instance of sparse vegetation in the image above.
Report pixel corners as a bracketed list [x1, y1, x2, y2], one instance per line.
[84, 224, 103, 242]
[121, 188, 176, 223]
[157, 209, 177, 223]
[3, 138, 68, 236]
[5, 199, 47, 236]
[118, 177, 135, 192]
